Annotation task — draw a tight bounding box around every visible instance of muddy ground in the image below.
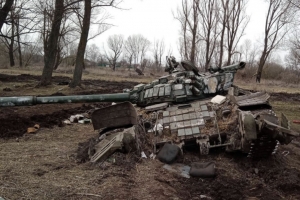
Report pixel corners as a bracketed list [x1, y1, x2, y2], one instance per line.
[1, 74, 300, 200]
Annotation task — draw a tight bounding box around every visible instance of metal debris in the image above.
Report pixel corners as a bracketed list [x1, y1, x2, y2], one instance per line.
[232, 92, 270, 107]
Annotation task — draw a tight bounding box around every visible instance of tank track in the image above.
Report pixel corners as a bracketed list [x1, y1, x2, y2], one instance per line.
[247, 133, 279, 158]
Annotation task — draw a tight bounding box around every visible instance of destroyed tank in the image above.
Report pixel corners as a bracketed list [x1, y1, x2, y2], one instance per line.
[0, 57, 245, 107]
[0, 57, 299, 159]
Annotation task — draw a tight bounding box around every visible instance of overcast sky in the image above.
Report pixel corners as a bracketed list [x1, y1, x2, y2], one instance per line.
[91, 0, 283, 62]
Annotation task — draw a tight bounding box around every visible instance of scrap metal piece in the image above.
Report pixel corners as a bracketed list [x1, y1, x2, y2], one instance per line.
[197, 139, 210, 155]
[238, 111, 257, 140]
[92, 102, 137, 130]
[90, 132, 123, 163]
[233, 92, 270, 107]
[281, 113, 290, 129]
[145, 102, 169, 112]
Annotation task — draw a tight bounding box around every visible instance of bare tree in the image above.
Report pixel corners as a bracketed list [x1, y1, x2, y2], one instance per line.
[124, 34, 150, 68]
[70, 0, 120, 87]
[40, 0, 64, 85]
[223, 0, 249, 65]
[175, 0, 199, 65]
[285, 31, 300, 82]
[152, 38, 165, 68]
[69, 0, 91, 88]
[256, 0, 294, 83]
[197, 0, 219, 70]
[124, 36, 135, 69]
[0, 0, 38, 67]
[105, 34, 124, 71]
[0, 0, 13, 31]
[85, 43, 100, 65]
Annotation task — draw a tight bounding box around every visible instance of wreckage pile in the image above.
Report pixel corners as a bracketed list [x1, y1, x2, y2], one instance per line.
[1, 56, 298, 178]
[75, 87, 299, 178]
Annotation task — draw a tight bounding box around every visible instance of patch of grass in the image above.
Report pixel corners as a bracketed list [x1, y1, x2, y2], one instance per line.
[270, 100, 300, 133]
[235, 79, 300, 94]
[0, 66, 156, 84]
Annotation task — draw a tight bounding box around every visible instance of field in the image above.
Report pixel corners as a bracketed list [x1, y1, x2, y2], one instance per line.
[1, 66, 300, 200]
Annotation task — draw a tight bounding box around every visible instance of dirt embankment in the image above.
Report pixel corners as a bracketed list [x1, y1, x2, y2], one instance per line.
[0, 74, 137, 138]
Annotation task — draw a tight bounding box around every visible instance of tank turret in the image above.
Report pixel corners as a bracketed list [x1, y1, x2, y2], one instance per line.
[0, 57, 245, 107]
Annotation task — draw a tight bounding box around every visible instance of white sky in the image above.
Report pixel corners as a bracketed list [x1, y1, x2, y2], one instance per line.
[91, 0, 285, 62]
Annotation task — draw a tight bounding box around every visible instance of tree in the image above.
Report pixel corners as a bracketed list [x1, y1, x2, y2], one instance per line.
[69, 0, 119, 87]
[197, 0, 219, 69]
[175, 0, 199, 65]
[0, 0, 38, 67]
[152, 38, 165, 68]
[85, 43, 100, 65]
[285, 31, 300, 82]
[222, 0, 249, 65]
[0, 0, 13, 31]
[69, 0, 91, 88]
[175, 0, 249, 69]
[40, 0, 64, 85]
[105, 34, 124, 71]
[256, 0, 294, 83]
[124, 34, 150, 68]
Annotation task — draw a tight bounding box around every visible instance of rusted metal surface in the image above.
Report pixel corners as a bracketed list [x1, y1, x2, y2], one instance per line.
[233, 92, 270, 107]
[91, 102, 137, 130]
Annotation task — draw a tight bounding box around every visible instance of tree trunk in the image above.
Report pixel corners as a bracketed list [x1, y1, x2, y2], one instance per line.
[43, 8, 48, 65]
[8, 46, 15, 67]
[0, 0, 14, 31]
[40, 0, 64, 86]
[16, 17, 22, 67]
[256, 53, 266, 83]
[69, 0, 91, 88]
[9, 14, 15, 67]
[226, 43, 233, 65]
[54, 48, 61, 70]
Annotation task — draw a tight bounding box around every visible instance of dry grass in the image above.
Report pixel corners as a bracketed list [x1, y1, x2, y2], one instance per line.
[235, 79, 300, 94]
[0, 65, 156, 84]
[270, 100, 300, 133]
[0, 123, 186, 200]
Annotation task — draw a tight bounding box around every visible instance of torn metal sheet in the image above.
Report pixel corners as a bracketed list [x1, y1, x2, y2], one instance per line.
[90, 132, 123, 163]
[261, 119, 300, 137]
[233, 92, 270, 107]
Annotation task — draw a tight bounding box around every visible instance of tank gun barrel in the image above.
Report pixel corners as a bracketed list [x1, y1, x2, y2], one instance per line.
[221, 62, 246, 72]
[0, 93, 132, 107]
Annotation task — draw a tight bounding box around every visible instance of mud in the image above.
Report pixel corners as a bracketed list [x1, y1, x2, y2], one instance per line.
[0, 74, 137, 138]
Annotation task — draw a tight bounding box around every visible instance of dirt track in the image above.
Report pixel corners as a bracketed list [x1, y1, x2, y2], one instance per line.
[1, 74, 300, 200]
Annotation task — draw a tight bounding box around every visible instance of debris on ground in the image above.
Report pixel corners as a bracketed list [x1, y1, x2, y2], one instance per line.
[63, 114, 92, 125]
[76, 127, 136, 163]
[3, 87, 12, 91]
[157, 143, 181, 164]
[135, 68, 144, 75]
[27, 124, 40, 134]
[189, 162, 216, 178]
[211, 95, 226, 104]
[293, 120, 300, 124]
[163, 163, 191, 178]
